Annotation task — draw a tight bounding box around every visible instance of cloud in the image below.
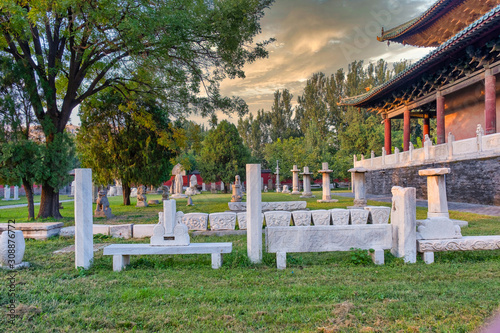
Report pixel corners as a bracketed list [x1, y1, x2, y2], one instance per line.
[216, 0, 436, 123]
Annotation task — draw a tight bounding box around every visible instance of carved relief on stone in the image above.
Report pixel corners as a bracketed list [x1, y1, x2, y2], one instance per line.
[181, 213, 208, 231]
[237, 212, 264, 230]
[311, 210, 331, 226]
[349, 209, 369, 225]
[330, 209, 350, 225]
[264, 211, 291, 227]
[209, 212, 237, 230]
[292, 210, 312, 226]
[417, 237, 500, 252]
[364, 206, 391, 224]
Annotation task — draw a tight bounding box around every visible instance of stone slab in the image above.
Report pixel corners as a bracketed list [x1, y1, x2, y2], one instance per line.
[60, 226, 75, 237]
[311, 210, 331, 226]
[209, 212, 237, 230]
[317, 199, 339, 203]
[364, 206, 391, 224]
[228, 201, 307, 212]
[264, 211, 291, 227]
[291, 210, 311, 226]
[236, 212, 263, 230]
[416, 219, 468, 228]
[53, 243, 109, 254]
[266, 225, 392, 253]
[93, 224, 111, 235]
[416, 217, 462, 240]
[417, 236, 500, 253]
[133, 224, 156, 238]
[330, 209, 350, 225]
[0, 222, 63, 240]
[181, 213, 208, 231]
[109, 224, 133, 239]
[349, 209, 369, 225]
[418, 168, 450, 176]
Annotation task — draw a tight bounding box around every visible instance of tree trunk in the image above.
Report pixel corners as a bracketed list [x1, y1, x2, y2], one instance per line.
[123, 183, 131, 206]
[37, 183, 62, 219]
[22, 179, 35, 220]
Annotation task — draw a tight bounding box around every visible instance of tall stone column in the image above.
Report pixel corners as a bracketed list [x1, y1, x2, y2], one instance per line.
[299, 166, 315, 198]
[384, 117, 391, 155]
[275, 160, 281, 193]
[390, 186, 416, 263]
[347, 167, 367, 208]
[436, 92, 445, 144]
[423, 114, 430, 140]
[317, 162, 338, 203]
[246, 164, 262, 263]
[75, 168, 93, 269]
[485, 68, 497, 135]
[403, 106, 411, 151]
[290, 165, 300, 195]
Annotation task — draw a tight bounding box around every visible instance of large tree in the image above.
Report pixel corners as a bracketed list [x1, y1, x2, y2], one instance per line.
[77, 89, 182, 205]
[0, 0, 274, 218]
[198, 120, 250, 192]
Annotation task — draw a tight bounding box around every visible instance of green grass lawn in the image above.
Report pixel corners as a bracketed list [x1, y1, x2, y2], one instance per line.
[1, 191, 499, 332]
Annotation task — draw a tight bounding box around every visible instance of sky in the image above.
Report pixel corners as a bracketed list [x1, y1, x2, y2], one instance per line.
[213, 0, 436, 124]
[70, 0, 436, 126]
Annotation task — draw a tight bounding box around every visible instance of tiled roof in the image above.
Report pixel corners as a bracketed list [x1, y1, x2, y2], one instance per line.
[340, 4, 500, 107]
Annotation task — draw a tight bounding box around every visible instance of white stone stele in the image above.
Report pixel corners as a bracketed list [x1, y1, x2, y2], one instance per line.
[209, 212, 237, 230]
[247, 164, 263, 263]
[2, 185, 10, 201]
[75, 168, 93, 269]
[181, 213, 208, 231]
[329, 209, 350, 225]
[0, 230, 28, 269]
[13, 186, 19, 200]
[311, 210, 331, 226]
[228, 201, 307, 212]
[291, 210, 312, 226]
[236, 212, 264, 230]
[151, 200, 190, 246]
[349, 209, 369, 225]
[348, 167, 368, 207]
[417, 235, 500, 264]
[265, 225, 392, 269]
[130, 188, 138, 198]
[110, 224, 133, 239]
[264, 211, 292, 227]
[108, 186, 117, 197]
[364, 206, 391, 224]
[390, 186, 417, 263]
[103, 242, 233, 271]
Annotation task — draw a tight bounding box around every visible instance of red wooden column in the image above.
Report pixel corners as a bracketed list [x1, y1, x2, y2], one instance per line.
[485, 68, 497, 135]
[436, 92, 445, 144]
[384, 116, 391, 154]
[403, 106, 411, 151]
[423, 114, 430, 140]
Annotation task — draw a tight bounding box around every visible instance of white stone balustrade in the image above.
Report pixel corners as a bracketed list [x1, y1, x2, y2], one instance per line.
[311, 210, 331, 226]
[291, 210, 312, 226]
[209, 212, 237, 230]
[181, 213, 208, 231]
[264, 211, 291, 227]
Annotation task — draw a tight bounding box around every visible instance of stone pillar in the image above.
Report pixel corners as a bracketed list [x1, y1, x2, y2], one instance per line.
[485, 68, 497, 135]
[299, 167, 315, 198]
[436, 92, 445, 144]
[3, 185, 10, 201]
[347, 167, 367, 208]
[13, 186, 19, 200]
[384, 117, 391, 155]
[275, 160, 281, 192]
[220, 182, 224, 192]
[423, 114, 430, 141]
[246, 164, 262, 263]
[403, 106, 411, 152]
[202, 183, 206, 191]
[290, 165, 300, 195]
[390, 186, 416, 263]
[75, 168, 93, 269]
[317, 162, 338, 203]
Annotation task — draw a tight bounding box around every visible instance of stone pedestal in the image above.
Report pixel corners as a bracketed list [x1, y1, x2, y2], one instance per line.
[151, 200, 190, 246]
[390, 187, 417, 263]
[416, 168, 462, 240]
[290, 165, 300, 195]
[75, 169, 93, 269]
[231, 184, 242, 202]
[300, 167, 315, 198]
[347, 167, 367, 208]
[246, 164, 262, 263]
[317, 162, 338, 203]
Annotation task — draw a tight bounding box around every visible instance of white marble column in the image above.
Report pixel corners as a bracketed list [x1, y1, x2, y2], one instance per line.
[290, 165, 300, 195]
[317, 162, 337, 203]
[75, 168, 93, 269]
[390, 186, 416, 263]
[348, 167, 367, 208]
[246, 164, 262, 263]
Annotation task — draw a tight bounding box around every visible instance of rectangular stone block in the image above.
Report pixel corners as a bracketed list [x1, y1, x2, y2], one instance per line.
[311, 210, 331, 226]
[93, 224, 110, 236]
[390, 187, 417, 263]
[264, 211, 292, 227]
[228, 201, 307, 212]
[292, 210, 312, 226]
[237, 212, 263, 230]
[349, 209, 369, 225]
[247, 164, 263, 263]
[75, 168, 93, 269]
[0, 222, 63, 240]
[266, 225, 392, 253]
[209, 212, 237, 230]
[330, 209, 350, 225]
[181, 213, 208, 230]
[364, 206, 391, 224]
[109, 224, 133, 239]
[133, 224, 156, 238]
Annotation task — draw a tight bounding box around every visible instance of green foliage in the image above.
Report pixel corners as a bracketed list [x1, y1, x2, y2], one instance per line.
[198, 120, 250, 185]
[0, 139, 43, 186]
[77, 89, 179, 194]
[349, 248, 375, 266]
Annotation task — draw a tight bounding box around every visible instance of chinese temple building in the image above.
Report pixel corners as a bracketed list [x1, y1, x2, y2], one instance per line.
[341, 0, 500, 205]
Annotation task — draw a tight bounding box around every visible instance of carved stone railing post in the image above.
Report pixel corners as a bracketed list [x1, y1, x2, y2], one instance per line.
[447, 132, 454, 159]
[423, 134, 431, 160]
[381, 147, 386, 166]
[476, 124, 484, 152]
